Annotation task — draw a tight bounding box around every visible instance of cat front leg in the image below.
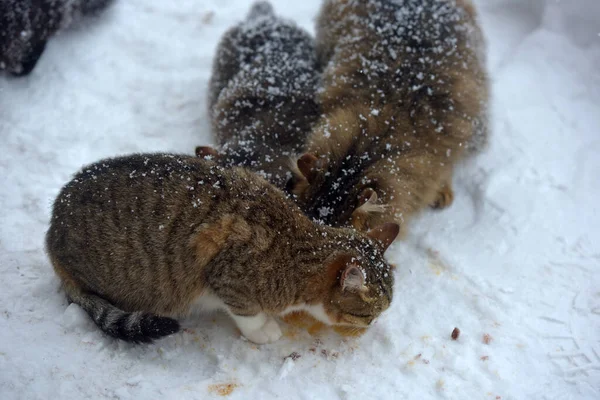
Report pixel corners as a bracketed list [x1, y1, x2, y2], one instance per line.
[228, 311, 282, 344]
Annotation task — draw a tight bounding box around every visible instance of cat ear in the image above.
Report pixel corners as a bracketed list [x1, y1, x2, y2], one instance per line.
[367, 222, 400, 252]
[351, 188, 380, 230]
[297, 153, 324, 184]
[341, 264, 366, 292]
[358, 187, 377, 206]
[195, 146, 220, 159]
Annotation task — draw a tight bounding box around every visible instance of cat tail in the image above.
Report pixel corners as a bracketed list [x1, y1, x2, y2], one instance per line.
[247, 1, 275, 20]
[64, 284, 180, 343]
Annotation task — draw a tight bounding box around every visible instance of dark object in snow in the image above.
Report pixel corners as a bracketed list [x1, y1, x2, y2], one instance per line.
[288, 0, 489, 235]
[204, 0, 320, 189]
[451, 327, 460, 340]
[46, 153, 398, 344]
[483, 333, 492, 344]
[0, 0, 114, 76]
[285, 352, 301, 361]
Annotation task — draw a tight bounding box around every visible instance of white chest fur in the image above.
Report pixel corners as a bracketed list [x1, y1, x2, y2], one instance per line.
[279, 303, 334, 325]
[190, 293, 334, 327]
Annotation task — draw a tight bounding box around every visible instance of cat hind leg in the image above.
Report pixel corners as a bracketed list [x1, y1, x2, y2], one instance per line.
[431, 182, 454, 209]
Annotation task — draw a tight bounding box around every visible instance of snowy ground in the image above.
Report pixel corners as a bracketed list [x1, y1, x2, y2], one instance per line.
[1, 0, 599, 398]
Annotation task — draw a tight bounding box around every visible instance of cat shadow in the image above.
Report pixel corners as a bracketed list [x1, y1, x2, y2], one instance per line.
[49, 272, 360, 376]
[180, 311, 365, 366]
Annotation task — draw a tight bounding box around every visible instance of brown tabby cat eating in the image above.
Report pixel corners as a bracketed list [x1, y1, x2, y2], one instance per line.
[46, 153, 399, 344]
[289, 0, 489, 234]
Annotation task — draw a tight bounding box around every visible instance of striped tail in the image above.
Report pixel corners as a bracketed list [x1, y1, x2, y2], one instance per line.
[65, 286, 180, 344]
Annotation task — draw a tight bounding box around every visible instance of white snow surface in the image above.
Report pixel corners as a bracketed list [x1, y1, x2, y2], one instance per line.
[1, 0, 599, 399]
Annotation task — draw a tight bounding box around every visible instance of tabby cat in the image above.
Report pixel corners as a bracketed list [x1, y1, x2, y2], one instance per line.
[289, 0, 489, 234]
[46, 154, 399, 344]
[0, 0, 114, 76]
[202, 1, 320, 189]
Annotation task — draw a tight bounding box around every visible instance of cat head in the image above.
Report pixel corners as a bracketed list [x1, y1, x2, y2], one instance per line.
[319, 222, 399, 328]
[287, 153, 385, 230]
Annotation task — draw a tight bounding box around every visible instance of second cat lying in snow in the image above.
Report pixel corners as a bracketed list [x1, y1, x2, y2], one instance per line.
[289, 0, 489, 234]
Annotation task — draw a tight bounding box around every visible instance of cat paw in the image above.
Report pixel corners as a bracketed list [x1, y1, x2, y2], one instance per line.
[243, 317, 282, 344]
[263, 317, 283, 342]
[431, 184, 454, 209]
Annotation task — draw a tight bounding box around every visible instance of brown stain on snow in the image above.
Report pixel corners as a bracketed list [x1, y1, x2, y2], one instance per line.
[208, 383, 239, 397]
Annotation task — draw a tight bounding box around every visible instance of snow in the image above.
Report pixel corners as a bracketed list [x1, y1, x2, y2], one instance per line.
[0, 0, 599, 399]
